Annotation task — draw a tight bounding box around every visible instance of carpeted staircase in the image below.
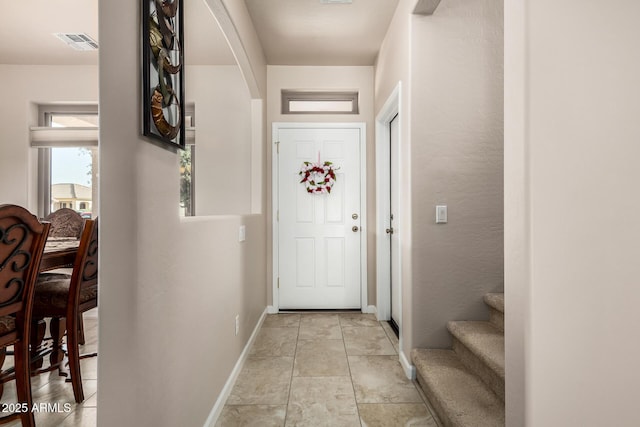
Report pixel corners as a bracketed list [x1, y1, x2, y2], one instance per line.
[412, 293, 505, 427]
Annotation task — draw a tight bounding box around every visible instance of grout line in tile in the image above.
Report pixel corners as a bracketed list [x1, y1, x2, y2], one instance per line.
[340, 318, 364, 427]
[382, 327, 398, 354]
[379, 321, 400, 354]
[283, 322, 299, 426]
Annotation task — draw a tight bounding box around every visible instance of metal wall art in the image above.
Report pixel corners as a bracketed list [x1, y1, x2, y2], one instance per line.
[142, 0, 185, 149]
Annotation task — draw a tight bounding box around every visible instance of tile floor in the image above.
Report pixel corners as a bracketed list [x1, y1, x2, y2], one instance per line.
[0, 312, 437, 426]
[217, 312, 439, 427]
[0, 308, 98, 427]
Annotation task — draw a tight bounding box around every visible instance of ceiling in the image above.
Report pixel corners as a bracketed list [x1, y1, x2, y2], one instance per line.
[244, 0, 399, 65]
[1, 0, 236, 66]
[2, 0, 399, 67]
[2, 1, 99, 65]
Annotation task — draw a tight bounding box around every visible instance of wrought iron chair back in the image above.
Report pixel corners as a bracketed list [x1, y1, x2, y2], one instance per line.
[0, 204, 50, 427]
[68, 218, 98, 316]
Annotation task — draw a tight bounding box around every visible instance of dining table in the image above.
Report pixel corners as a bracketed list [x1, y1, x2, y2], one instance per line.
[41, 236, 80, 271]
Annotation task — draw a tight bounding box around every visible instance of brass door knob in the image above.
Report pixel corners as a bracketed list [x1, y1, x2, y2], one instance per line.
[352, 226, 359, 232]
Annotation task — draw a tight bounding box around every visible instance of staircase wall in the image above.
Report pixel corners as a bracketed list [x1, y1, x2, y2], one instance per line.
[409, 0, 505, 349]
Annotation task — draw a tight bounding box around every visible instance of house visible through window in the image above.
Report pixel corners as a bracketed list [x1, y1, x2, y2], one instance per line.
[50, 149, 94, 214]
[35, 106, 98, 219]
[49, 115, 97, 218]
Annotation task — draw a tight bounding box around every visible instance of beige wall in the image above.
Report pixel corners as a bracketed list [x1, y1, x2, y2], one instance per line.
[374, 0, 412, 114]
[375, 0, 503, 358]
[504, 0, 527, 424]
[266, 65, 375, 307]
[506, 1, 640, 425]
[0, 65, 98, 211]
[98, 1, 267, 425]
[187, 66, 253, 215]
[219, 0, 267, 97]
[409, 0, 504, 350]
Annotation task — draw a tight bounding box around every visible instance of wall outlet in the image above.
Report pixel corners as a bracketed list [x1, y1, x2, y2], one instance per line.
[239, 225, 246, 242]
[235, 314, 239, 336]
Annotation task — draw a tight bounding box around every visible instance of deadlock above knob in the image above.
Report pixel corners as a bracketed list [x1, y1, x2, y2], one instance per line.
[352, 213, 359, 220]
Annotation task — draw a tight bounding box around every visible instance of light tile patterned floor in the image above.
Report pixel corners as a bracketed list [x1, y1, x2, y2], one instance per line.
[217, 313, 438, 427]
[0, 308, 98, 427]
[0, 312, 435, 426]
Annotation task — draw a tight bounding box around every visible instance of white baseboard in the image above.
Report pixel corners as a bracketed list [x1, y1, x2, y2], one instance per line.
[203, 307, 268, 426]
[363, 305, 377, 315]
[400, 350, 416, 380]
[267, 305, 278, 314]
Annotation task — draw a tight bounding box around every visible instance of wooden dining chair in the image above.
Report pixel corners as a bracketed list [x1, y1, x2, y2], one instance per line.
[43, 208, 87, 345]
[0, 205, 51, 427]
[31, 218, 98, 403]
[43, 208, 83, 239]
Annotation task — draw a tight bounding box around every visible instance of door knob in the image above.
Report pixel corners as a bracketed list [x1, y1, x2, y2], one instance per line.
[352, 226, 359, 232]
[386, 228, 394, 234]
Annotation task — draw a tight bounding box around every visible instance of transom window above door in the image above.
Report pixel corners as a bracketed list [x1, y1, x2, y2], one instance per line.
[281, 90, 359, 114]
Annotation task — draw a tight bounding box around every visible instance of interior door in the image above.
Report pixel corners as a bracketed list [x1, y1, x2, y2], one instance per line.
[277, 125, 362, 309]
[390, 114, 401, 328]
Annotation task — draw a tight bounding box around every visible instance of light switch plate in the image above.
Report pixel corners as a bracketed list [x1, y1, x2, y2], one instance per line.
[239, 225, 246, 242]
[436, 205, 447, 224]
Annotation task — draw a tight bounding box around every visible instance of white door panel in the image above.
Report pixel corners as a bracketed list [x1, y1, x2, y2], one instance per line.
[277, 127, 361, 309]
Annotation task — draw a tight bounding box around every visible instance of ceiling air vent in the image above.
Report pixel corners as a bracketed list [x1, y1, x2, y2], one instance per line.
[53, 33, 99, 51]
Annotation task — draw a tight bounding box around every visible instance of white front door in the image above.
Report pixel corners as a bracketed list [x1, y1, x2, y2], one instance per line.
[276, 125, 363, 309]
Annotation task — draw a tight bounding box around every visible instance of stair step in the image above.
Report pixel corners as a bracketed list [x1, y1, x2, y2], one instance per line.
[412, 349, 505, 427]
[484, 293, 504, 331]
[483, 293, 504, 313]
[447, 321, 505, 400]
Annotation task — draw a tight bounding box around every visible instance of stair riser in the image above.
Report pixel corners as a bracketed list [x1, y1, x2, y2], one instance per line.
[412, 375, 445, 427]
[416, 370, 455, 427]
[452, 337, 504, 401]
[489, 307, 504, 331]
[412, 348, 506, 427]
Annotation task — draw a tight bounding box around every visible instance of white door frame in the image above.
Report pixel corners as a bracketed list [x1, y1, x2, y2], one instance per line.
[272, 122, 368, 312]
[375, 83, 402, 322]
